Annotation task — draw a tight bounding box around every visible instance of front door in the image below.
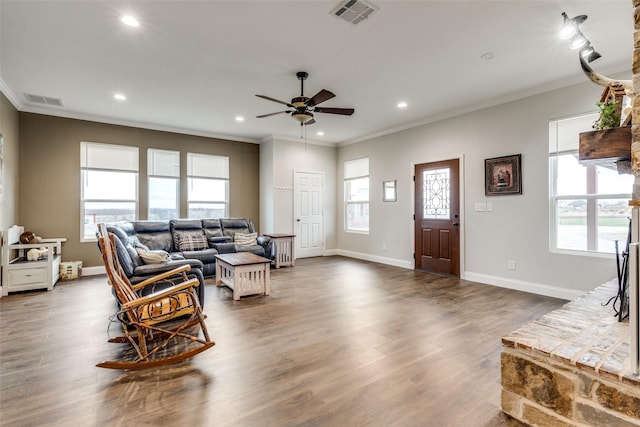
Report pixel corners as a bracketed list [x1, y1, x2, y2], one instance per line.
[414, 159, 460, 276]
[294, 171, 324, 258]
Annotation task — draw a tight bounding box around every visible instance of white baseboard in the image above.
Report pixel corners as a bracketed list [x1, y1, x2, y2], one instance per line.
[335, 249, 413, 269]
[324, 249, 338, 256]
[81, 266, 105, 276]
[464, 271, 586, 301]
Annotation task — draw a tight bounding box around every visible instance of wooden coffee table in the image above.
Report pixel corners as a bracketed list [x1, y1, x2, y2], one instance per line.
[215, 252, 271, 300]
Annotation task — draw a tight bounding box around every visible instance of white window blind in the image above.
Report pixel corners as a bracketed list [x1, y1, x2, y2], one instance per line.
[187, 153, 229, 178]
[81, 142, 138, 171]
[344, 157, 369, 179]
[148, 149, 180, 177]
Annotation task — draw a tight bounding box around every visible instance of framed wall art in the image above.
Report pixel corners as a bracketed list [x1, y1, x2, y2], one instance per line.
[485, 154, 521, 196]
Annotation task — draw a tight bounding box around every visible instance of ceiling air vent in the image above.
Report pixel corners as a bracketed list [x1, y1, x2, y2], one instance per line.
[24, 93, 64, 107]
[331, 0, 377, 25]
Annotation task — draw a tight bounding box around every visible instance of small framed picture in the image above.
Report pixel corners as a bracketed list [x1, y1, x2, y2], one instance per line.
[383, 180, 396, 202]
[485, 154, 521, 196]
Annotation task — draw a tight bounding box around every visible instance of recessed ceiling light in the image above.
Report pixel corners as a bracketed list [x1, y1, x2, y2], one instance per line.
[397, 102, 407, 108]
[114, 93, 126, 101]
[235, 116, 245, 122]
[121, 15, 139, 27]
[316, 131, 324, 136]
[480, 52, 495, 60]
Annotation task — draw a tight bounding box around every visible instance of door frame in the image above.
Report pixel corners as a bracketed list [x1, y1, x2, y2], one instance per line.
[410, 154, 466, 279]
[293, 170, 326, 258]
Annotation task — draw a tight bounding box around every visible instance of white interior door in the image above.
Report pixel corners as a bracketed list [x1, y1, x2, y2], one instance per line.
[294, 172, 324, 258]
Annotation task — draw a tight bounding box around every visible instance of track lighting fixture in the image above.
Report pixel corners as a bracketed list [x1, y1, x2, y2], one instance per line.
[560, 12, 601, 63]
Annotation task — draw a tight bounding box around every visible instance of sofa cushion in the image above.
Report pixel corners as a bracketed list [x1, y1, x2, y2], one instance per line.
[234, 232, 258, 246]
[180, 248, 219, 264]
[220, 217, 253, 239]
[170, 219, 204, 250]
[109, 232, 136, 277]
[136, 247, 171, 264]
[132, 221, 173, 252]
[177, 233, 208, 251]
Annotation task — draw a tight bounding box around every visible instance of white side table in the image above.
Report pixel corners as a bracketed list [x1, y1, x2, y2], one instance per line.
[2, 225, 66, 296]
[264, 234, 295, 269]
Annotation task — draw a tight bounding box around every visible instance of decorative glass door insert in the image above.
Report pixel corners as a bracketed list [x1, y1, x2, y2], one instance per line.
[423, 168, 450, 219]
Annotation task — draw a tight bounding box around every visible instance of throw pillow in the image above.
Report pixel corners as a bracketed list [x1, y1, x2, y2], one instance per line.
[178, 234, 208, 251]
[234, 232, 258, 247]
[135, 248, 171, 264]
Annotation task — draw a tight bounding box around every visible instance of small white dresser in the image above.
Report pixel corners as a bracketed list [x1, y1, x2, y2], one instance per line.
[2, 225, 66, 296]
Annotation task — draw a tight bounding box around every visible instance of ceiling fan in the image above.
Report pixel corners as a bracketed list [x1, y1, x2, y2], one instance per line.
[255, 71, 354, 126]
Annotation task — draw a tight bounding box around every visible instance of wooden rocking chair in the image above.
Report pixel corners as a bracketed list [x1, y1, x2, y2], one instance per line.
[96, 224, 214, 369]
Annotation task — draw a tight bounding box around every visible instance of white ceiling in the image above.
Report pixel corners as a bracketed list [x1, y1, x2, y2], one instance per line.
[0, 0, 634, 145]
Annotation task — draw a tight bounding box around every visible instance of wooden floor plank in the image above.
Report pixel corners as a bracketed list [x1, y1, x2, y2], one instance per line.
[0, 256, 562, 426]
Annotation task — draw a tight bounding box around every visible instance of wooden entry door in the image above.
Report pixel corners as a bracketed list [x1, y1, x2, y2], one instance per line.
[414, 159, 460, 276]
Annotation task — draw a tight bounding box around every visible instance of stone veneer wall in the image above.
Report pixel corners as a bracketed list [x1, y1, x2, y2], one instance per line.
[501, 281, 640, 426]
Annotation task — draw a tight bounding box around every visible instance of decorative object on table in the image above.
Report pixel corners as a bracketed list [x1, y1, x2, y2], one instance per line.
[27, 247, 48, 261]
[20, 231, 42, 244]
[383, 180, 397, 202]
[485, 154, 522, 196]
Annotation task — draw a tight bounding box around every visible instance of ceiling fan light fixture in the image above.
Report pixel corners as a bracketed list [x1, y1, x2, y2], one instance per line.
[292, 111, 313, 123]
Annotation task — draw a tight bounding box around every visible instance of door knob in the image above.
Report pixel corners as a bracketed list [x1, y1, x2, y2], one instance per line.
[453, 222, 459, 226]
[296, 219, 301, 222]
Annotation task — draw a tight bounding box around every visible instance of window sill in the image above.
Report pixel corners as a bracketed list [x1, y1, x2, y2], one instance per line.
[345, 230, 369, 235]
[550, 248, 616, 260]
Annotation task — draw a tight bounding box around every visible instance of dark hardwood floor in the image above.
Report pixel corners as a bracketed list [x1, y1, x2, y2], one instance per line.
[0, 256, 565, 427]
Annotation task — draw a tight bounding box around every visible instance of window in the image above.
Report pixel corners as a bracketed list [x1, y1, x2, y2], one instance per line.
[187, 153, 229, 218]
[148, 149, 179, 220]
[549, 113, 633, 255]
[344, 157, 369, 232]
[81, 142, 138, 241]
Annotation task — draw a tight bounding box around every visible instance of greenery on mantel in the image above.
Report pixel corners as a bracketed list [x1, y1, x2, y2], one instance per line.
[593, 99, 621, 130]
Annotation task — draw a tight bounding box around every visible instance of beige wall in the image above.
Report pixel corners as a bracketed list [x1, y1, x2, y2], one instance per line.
[0, 92, 19, 229]
[18, 113, 260, 268]
[261, 138, 338, 250]
[336, 74, 631, 298]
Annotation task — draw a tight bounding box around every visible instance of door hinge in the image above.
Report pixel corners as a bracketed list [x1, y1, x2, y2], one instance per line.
[413, 214, 415, 220]
[413, 175, 415, 182]
[413, 252, 415, 259]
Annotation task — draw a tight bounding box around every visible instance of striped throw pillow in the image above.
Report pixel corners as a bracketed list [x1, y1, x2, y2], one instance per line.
[234, 232, 257, 247]
[178, 234, 208, 251]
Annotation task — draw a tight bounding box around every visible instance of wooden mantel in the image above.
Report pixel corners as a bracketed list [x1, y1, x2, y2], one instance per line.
[578, 126, 631, 164]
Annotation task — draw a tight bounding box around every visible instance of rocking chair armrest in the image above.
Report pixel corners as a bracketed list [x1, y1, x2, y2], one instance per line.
[122, 278, 200, 310]
[131, 265, 192, 291]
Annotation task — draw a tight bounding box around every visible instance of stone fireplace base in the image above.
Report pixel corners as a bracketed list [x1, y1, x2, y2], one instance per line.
[501, 280, 640, 426]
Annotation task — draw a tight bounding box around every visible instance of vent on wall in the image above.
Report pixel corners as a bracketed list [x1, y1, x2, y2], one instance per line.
[24, 93, 64, 107]
[331, 0, 377, 25]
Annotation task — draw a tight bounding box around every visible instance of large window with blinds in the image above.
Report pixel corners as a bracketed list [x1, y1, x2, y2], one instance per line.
[148, 149, 179, 220]
[187, 153, 229, 218]
[344, 157, 369, 233]
[81, 142, 138, 241]
[549, 113, 633, 255]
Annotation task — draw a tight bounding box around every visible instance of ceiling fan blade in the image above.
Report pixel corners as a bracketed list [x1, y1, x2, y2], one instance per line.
[255, 94, 294, 108]
[314, 107, 355, 116]
[306, 89, 335, 107]
[256, 110, 291, 118]
[304, 118, 316, 126]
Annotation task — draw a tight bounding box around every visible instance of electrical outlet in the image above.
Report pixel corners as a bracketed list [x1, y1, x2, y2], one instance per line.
[382, 243, 387, 251]
[508, 260, 516, 270]
[486, 203, 493, 212]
